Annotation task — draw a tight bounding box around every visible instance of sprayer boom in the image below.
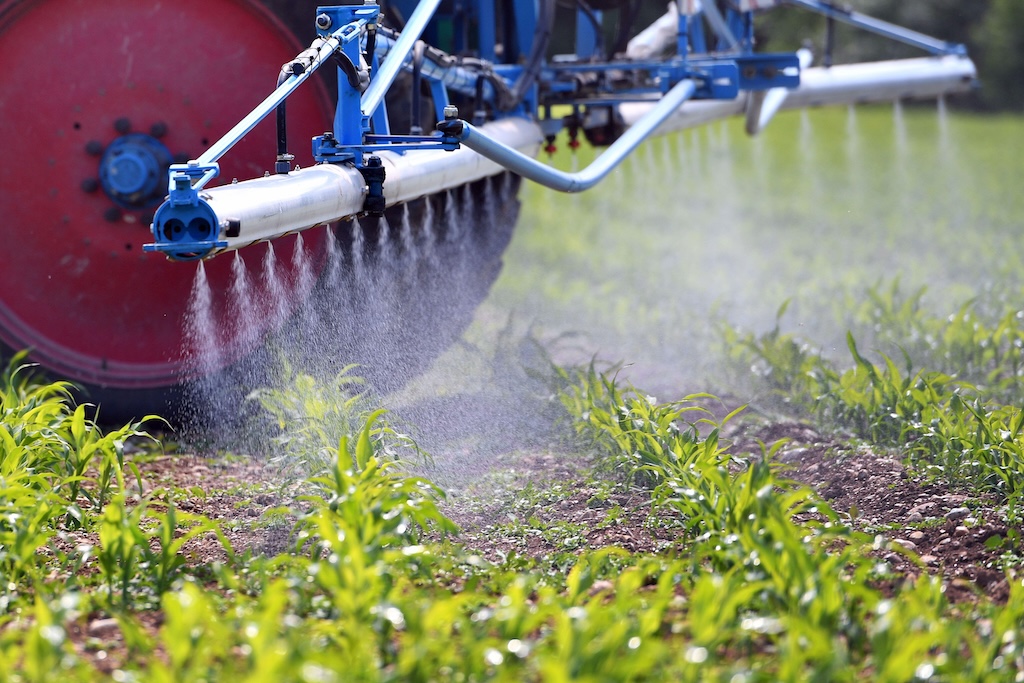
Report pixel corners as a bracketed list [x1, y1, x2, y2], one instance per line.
[145, 0, 976, 261]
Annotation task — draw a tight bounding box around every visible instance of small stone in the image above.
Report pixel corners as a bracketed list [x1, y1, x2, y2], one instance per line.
[893, 539, 917, 551]
[920, 555, 938, 565]
[954, 526, 970, 536]
[588, 580, 614, 596]
[945, 507, 970, 521]
[909, 531, 926, 541]
[87, 618, 120, 637]
[909, 502, 935, 515]
[906, 512, 924, 523]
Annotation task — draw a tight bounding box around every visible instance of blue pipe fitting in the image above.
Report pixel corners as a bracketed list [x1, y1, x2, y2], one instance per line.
[144, 163, 227, 260]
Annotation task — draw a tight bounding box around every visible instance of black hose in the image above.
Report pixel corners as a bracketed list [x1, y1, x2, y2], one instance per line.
[375, 26, 517, 111]
[611, 0, 639, 56]
[509, 0, 556, 105]
[365, 22, 377, 75]
[411, 41, 425, 134]
[275, 67, 290, 174]
[274, 36, 328, 174]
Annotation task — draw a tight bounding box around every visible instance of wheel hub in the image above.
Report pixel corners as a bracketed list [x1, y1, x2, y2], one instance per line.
[98, 132, 172, 208]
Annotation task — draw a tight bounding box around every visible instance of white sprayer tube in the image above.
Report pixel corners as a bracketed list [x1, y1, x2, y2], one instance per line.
[198, 118, 542, 257]
[620, 55, 977, 136]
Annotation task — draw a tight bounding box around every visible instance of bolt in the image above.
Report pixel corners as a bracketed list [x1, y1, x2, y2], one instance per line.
[150, 121, 168, 138]
[81, 178, 99, 193]
[315, 13, 331, 30]
[85, 140, 104, 156]
[114, 117, 131, 134]
[443, 104, 459, 120]
[103, 207, 122, 223]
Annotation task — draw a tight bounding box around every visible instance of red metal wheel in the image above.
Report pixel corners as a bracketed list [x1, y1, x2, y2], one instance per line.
[0, 0, 332, 415]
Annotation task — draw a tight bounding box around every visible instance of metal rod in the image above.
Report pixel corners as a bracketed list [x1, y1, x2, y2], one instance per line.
[192, 30, 350, 183]
[823, 14, 835, 68]
[782, 0, 964, 56]
[700, 1, 740, 52]
[451, 79, 697, 192]
[361, 0, 443, 118]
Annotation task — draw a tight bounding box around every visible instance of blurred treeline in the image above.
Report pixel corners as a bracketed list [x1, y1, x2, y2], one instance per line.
[755, 0, 1024, 110]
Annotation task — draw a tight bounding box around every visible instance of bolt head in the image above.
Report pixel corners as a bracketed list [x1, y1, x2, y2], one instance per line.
[315, 13, 331, 30]
[81, 178, 99, 193]
[443, 105, 459, 120]
[150, 121, 168, 138]
[85, 140, 104, 156]
[114, 117, 131, 134]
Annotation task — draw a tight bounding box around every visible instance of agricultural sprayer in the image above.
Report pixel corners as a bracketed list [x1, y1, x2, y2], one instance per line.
[0, 0, 975, 422]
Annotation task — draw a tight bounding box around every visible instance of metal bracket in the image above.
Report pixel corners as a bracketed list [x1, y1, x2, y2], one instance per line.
[358, 155, 386, 216]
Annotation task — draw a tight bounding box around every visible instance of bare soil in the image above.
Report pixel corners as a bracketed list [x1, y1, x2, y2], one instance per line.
[128, 415, 1022, 606]
[57, 419, 1023, 672]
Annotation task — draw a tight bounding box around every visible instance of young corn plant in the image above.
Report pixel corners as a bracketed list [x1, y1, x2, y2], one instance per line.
[556, 360, 736, 487]
[908, 395, 1024, 500]
[1, 354, 150, 580]
[302, 409, 456, 554]
[721, 300, 832, 411]
[249, 361, 422, 474]
[97, 494, 228, 608]
[848, 279, 1024, 403]
[556, 365, 887, 675]
[815, 333, 960, 445]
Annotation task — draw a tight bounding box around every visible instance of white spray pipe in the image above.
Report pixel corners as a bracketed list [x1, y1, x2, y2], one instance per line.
[620, 55, 977, 136]
[196, 118, 542, 258]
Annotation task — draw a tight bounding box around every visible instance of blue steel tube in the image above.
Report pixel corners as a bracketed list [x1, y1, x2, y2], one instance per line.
[361, 0, 443, 118]
[781, 0, 965, 56]
[446, 79, 697, 193]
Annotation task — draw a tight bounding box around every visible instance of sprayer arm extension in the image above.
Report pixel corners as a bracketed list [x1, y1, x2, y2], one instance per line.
[446, 79, 697, 193]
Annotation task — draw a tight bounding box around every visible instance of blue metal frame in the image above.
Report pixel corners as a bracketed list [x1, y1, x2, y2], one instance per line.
[146, 0, 970, 259]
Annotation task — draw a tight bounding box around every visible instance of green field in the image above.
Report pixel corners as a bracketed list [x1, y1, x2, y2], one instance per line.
[3, 108, 1024, 681]
[493, 106, 1024, 393]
